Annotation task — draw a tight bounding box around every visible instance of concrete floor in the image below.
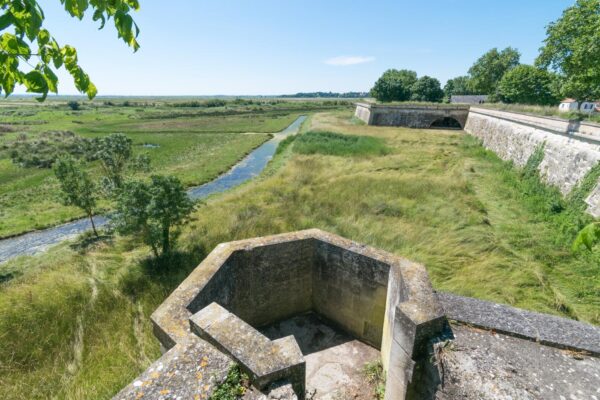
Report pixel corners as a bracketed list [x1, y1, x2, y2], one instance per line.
[261, 313, 381, 399]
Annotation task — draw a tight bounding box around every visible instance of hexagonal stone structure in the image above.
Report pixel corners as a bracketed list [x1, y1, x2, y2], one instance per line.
[117, 229, 446, 399]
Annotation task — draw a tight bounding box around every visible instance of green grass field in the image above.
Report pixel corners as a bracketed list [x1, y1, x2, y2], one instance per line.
[0, 99, 349, 237]
[0, 109, 598, 399]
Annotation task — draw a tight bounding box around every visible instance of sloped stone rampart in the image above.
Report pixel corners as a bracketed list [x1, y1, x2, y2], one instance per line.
[354, 103, 469, 129]
[465, 107, 600, 216]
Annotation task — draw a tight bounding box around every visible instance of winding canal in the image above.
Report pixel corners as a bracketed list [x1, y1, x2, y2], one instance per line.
[0, 116, 306, 264]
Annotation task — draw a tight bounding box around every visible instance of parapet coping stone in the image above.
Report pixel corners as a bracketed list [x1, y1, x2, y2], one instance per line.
[469, 106, 600, 145]
[190, 302, 305, 393]
[438, 291, 600, 357]
[355, 102, 470, 111]
[112, 336, 233, 400]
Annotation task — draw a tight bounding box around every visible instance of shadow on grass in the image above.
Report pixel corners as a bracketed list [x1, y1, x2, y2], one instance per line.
[119, 243, 210, 302]
[69, 231, 114, 253]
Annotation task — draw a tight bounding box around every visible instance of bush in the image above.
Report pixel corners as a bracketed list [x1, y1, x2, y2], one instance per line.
[9, 131, 94, 168]
[67, 101, 80, 111]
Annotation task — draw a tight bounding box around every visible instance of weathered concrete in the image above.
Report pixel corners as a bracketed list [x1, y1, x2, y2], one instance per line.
[438, 292, 600, 356]
[261, 313, 381, 399]
[190, 302, 305, 396]
[433, 323, 600, 400]
[354, 103, 469, 129]
[121, 229, 445, 400]
[113, 336, 233, 400]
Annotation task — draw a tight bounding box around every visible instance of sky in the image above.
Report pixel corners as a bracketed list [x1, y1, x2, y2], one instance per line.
[16, 0, 574, 96]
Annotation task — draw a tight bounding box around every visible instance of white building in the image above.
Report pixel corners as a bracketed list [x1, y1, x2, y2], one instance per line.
[559, 98, 579, 111]
[558, 98, 600, 113]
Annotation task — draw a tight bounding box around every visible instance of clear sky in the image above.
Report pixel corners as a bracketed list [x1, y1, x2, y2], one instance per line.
[18, 0, 574, 96]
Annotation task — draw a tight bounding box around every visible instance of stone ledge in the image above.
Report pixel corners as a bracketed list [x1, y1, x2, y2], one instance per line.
[438, 292, 600, 356]
[190, 302, 305, 396]
[112, 337, 232, 400]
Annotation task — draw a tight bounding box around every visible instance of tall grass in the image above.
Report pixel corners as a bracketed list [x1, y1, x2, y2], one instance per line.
[291, 131, 390, 157]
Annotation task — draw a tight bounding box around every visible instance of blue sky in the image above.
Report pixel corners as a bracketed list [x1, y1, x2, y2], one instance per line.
[20, 0, 573, 96]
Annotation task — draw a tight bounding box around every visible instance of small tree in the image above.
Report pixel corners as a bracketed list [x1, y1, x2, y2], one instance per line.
[94, 133, 133, 192]
[67, 101, 80, 111]
[468, 47, 521, 95]
[370, 69, 417, 102]
[115, 175, 193, 258]
[536, 0, 600, 107]
[410, 76, 444, 102]
[443, 76, 475, 98]
[497, 65, 560, 105]
[54, 156, 99, 237]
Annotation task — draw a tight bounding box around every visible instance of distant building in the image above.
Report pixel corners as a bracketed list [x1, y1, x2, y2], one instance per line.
[559, 98, 600, 113]
[450, 95, 488, 104]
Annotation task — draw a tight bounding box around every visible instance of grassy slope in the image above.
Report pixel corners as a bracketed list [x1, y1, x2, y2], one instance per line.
[0, 110, 598, 399]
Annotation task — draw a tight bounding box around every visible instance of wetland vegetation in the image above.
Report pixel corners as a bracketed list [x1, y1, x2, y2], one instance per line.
[0, 107, 598, 399]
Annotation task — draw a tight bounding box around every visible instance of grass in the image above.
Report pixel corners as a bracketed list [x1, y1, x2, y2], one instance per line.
[0, 109, 599, 399]
[210, 365, 249, 399]
[0, 99, 347, 237]
[363, 360, 385, 400]
[291, 130, 390, 156]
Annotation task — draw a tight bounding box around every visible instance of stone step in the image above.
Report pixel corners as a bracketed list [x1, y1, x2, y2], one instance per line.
[190, 302, 305, 396]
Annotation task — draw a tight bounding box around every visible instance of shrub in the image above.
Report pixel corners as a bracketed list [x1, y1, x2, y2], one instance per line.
[67, 101, 80, 111]
[9, 131, 93, 168]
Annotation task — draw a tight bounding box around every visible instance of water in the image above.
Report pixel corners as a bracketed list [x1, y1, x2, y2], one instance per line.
[0, 116, 306, 264]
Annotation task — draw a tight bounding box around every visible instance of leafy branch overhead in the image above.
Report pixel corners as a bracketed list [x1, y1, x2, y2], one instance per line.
[0, 0, 140, 101]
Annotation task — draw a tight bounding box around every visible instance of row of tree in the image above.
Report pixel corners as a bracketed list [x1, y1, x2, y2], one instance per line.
[54, 134, 193, 259]
[370, 70, 444, 103]
[373, 0, 600, 107]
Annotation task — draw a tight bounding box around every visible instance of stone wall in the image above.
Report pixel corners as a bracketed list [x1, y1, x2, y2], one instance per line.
[465, 107, 600, 216]
[188, 239, 314, 328]
[354, 103, 469, 129]
[312, 241, 390, 347]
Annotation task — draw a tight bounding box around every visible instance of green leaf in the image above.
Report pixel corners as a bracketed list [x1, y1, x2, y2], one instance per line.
[43, 66, 58, 93]
[0, 12, 13, 31]
[572, 222, 600, 251]
[24, 70, 49, 101]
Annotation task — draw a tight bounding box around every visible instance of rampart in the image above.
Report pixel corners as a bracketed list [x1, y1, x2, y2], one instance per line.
[355, 103, 600, 217]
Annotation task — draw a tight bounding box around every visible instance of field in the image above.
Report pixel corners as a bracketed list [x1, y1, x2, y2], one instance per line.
[0, 98, 348, 237]
[0, 109, 598, 399]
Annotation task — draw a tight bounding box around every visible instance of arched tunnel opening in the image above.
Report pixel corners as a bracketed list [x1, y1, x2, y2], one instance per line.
[430, 117, 462, 129]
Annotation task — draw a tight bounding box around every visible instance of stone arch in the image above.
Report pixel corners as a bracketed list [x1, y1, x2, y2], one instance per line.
[430, 117, 463, 129]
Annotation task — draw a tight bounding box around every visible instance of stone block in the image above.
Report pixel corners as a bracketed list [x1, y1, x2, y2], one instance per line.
[190, 302, 305, 397]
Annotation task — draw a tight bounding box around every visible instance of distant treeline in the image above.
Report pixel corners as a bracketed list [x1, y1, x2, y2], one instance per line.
[280, 92, 368, 98]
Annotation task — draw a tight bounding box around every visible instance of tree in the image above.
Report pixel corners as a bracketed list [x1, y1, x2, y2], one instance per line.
[94, 133, 133, 192]
[0, 0, 140, 101]
[370, 69, 417, 102]
[410, 76, 444, 102]
[444, 76, 475, 98]
[468, 47, 521, 95]
[67, 100, 80, 110]
[54, 156, 99, 237]
[115, 175, 193, 258]
[536, 0, 600, 106]
[497, 65, 560, 105]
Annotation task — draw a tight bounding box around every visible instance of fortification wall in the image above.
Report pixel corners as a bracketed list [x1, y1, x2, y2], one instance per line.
[354, 103, 469, 129]
[465, 107, 600, 217]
